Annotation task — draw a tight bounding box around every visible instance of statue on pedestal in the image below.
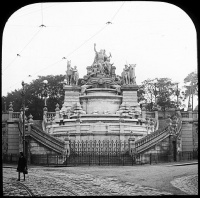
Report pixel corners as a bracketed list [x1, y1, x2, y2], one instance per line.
[66, 60, 72, 85]
[121, 64, 136, 85]
[65, 60, 79, 86]
[92, 43, 113, 77]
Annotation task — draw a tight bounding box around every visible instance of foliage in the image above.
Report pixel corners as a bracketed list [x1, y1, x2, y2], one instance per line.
[139, 78, 184, 111]
[2, 75, 65, 120]
[182, 71, 198, 99]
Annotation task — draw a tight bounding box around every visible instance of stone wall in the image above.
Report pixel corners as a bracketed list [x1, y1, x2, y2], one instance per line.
[181, 121, 193, 151]
[7, 123, 20, 154]
[28, 138, 58, 155]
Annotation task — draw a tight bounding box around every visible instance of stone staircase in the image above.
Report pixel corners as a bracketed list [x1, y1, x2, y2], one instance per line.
[135, 117, 182, 154]
[26, 124, 65, 154]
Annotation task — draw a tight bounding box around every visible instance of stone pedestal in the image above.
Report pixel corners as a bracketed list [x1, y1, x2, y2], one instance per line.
[121, 85, 139, 107]
[61, 85, 81, 111]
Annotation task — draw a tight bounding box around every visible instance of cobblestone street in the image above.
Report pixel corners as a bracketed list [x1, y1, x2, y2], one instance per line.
[3, 162, 198, 196]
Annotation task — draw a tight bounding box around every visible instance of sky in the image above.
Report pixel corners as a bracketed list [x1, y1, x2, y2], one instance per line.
[2, 2, 198, 107]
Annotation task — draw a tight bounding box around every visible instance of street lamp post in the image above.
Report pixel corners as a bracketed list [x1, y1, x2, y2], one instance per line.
[43, 80, 48, 110]
[175, 83, 180, 109]
[21, 81, 25, 155]
[191, 81, 193, 111]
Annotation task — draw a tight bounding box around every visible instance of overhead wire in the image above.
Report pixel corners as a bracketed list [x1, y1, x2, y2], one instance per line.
[109, 1, 125, 22]
[41, 3, 44, 25]
[3, 2, 126, 94]
[3, 27, 42, 73]
[10, 4, 58, 20]
[3, 3, 46, 74]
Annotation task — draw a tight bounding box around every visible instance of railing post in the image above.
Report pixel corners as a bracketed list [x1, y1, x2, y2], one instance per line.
[55, 103, 60, 122]
[8, 102, 14, 121]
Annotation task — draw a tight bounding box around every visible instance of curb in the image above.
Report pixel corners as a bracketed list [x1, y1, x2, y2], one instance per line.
[166, 162, 198, 167]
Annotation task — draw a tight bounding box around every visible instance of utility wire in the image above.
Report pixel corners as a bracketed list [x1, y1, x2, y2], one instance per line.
[41, 3, 44, 25]
[10, 4, 58, 20]
[2, 59, 63, 93]
[110, 1, 125, 22]
[3, 28, 42, 73]
[63, 1, 126, 60]
[3, 2, 126, 93]
[64, 24, 108, 59]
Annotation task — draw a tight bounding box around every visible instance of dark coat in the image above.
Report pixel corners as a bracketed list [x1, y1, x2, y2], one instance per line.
[17, 156, 27, 173]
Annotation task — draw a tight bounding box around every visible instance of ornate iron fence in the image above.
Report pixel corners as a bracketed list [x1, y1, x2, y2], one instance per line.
[66, 140, 134, 166]
[2, 150, 198, 166]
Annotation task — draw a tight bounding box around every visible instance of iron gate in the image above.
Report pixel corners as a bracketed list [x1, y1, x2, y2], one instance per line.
[65, 140, 135, 166]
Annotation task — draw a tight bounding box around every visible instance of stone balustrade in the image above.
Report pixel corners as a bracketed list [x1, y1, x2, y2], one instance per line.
[181, 112, 189, 118]
[46, 112, 56, 119]
[12, 112, 20, 118]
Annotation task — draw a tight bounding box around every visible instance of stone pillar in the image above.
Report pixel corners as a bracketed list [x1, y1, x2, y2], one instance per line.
[27, 114, 33, 136]
[154, 110, 158, 120]
[121, 85, 139, 107]
[119, 119, 125, 141]
[141, 107, 146, 119]
[61, 85, 81, 111]
[55, 103, 60, 121]
[188, 109, 193, 119]
[128, 137, 135, 155]
[64, 137, 70, 157]
[8, 102, 13, 121]
[175, 108, 181, 117]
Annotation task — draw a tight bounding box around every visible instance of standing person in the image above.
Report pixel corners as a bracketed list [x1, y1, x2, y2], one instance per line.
[17, 152, 27, 181]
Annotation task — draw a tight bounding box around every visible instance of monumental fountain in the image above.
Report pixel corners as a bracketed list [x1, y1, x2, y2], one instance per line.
[44, 43, 148, 147]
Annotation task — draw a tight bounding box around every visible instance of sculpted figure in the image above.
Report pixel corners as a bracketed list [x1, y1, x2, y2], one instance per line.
[104, 56, 114, 76]
[93, 43, 105, 68]
[129, 64, 136, 84]
[66, 60, 73, 85]
[72, 66, 79, 85]
[81, 84, 92, 95]
[124, 64, 130, 84]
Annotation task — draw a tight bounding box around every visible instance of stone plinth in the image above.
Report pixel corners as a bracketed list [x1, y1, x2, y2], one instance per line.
[61, 85, 81, 111]
[121, 85, 139, 106]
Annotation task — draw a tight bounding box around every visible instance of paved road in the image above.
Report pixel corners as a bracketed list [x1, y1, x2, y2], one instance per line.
[3, 162, 198, 196]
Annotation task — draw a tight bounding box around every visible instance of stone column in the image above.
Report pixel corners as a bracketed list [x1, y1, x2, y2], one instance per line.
[119, 118, 125, 142]
[141, 107, 146, 119]
[128, 137, 135, 155]
[55, 103, 60, 121]
[154, 110, 158, 120]
[121, 85, 139, 107]
[188, 109, 193, 119]
[64, 137, 70, 157]
[61, 85, 81, 111]
[8, 102, 13, 121]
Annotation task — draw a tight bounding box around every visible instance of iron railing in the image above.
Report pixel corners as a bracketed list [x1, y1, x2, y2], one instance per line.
[3, 151, 198, 166]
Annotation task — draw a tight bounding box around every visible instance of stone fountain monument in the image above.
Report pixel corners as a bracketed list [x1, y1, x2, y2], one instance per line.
[46, 44, 147, 144]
